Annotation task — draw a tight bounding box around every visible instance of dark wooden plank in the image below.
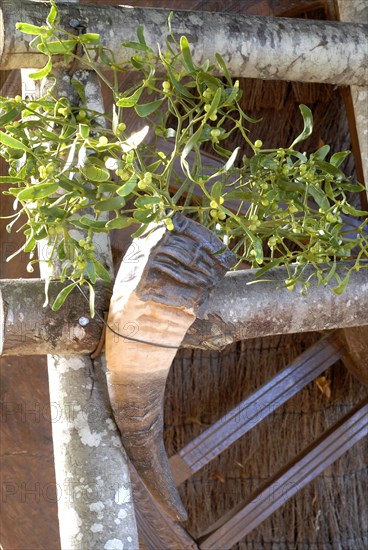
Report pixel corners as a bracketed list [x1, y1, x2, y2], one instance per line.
[198, 397, 368, 548]
[0, 70, 21, 97]
[338, 326, 368, 386]
[0, 117, 60, 549]
[274, 0, 324, 17]
[170, 332, 343, 484]
[79, 0, 326, 16]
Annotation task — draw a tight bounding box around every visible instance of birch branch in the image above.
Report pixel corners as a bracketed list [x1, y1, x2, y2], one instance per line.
[0, 0, 367, 85]
[1, 262, 367, 354]
[21, 65, 139, 549]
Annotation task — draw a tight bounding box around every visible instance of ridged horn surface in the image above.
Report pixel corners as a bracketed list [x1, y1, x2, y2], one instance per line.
[106, 214, 235, 520]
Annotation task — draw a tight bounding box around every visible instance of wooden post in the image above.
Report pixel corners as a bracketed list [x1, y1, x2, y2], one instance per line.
[338, 326, 368, 386]
[0, 0, 367, 86]
[337, 0, 368, 201]
[21, 57, 139, 550]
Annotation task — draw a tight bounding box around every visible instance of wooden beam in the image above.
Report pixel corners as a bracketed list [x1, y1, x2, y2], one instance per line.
[1, 262, 368, 354]
[0, 1, 367, 85]
[198, 397, 368, 548]
[336, 0, 368, 201]
[170, 332, 343, 485]
[0, 279, 110, 356]
[338, 326, 368, 386]
[185, 262, 368, 350]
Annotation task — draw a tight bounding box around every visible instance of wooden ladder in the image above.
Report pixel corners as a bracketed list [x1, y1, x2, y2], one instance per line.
[133, 328, 368, 548]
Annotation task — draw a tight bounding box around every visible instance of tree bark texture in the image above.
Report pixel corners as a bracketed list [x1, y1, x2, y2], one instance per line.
[0, 279, 110, 356]
[0, 1, 367, 86]
[105, 213, 235, 521]
[185, 261, 368, 350]
[23, 65, 139, 550]
[1, 261, 368, 355]
[44, 354, 139, 550]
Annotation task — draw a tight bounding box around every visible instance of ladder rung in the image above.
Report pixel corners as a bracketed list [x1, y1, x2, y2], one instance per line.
[170, 332, 343, 485]
[198, 398, 368, 549]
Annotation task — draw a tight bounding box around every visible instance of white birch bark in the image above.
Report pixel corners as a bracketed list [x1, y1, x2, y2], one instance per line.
[2, 260, 368, 355]
[21, 55, 138, 550]
[1, 0, 367, 86]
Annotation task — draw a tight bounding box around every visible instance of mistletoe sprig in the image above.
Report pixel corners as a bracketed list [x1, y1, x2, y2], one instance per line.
[0, 0, 367, 311]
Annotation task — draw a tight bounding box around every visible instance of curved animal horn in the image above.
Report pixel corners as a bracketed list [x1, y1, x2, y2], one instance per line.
[106, 214, 235, 521]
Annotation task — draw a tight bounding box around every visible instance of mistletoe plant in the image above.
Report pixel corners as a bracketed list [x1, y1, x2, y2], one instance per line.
[0, 0, 367, 311]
